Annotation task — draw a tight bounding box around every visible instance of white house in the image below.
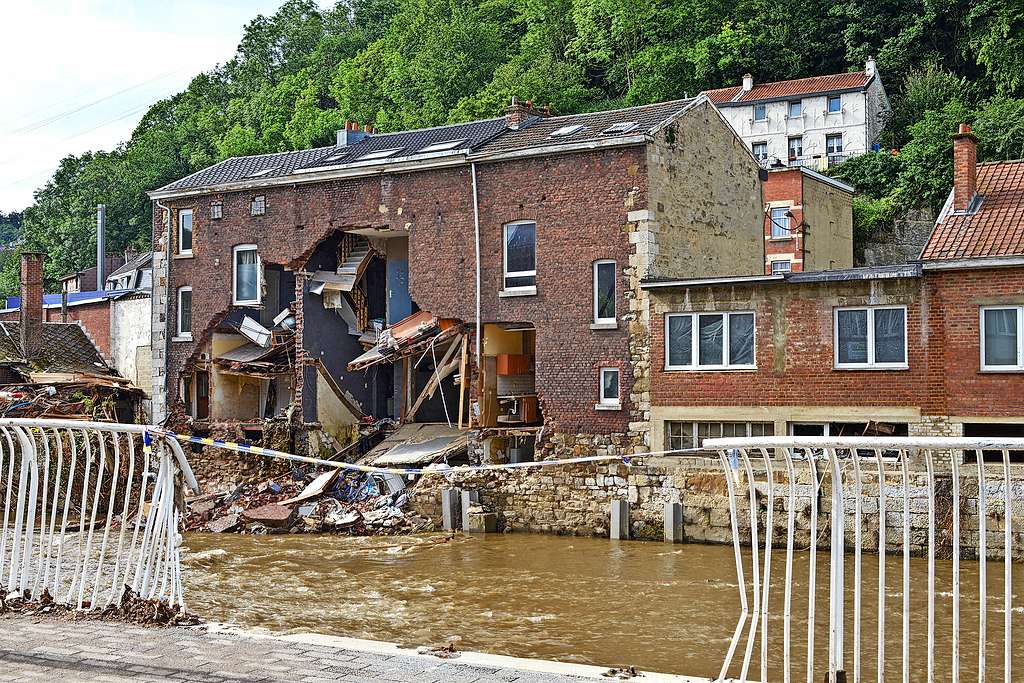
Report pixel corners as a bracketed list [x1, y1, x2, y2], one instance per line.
[705, 59, 890, 171]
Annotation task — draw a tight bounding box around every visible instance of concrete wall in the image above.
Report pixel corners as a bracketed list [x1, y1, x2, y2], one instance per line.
[110, 295, 152, 391]
[801, 173, 854, 271]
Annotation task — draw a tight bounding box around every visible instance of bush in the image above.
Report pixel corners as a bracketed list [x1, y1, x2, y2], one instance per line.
[827, 151, 902, 200]
[851, 194, 901, 242]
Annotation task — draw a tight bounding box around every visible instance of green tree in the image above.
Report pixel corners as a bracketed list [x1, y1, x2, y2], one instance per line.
[898, 99, 974, 210]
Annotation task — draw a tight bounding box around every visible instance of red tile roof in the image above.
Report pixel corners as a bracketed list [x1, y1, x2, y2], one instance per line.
[705, 72, 872, 105]
[921, 160, 1024, 260]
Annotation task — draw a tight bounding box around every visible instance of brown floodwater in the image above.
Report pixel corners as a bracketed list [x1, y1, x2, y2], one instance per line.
[182, 532, 1024, 680]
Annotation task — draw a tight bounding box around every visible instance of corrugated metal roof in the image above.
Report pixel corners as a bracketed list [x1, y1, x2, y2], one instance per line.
[921, 160, 1024, 260]
[705, 72, 872, 105]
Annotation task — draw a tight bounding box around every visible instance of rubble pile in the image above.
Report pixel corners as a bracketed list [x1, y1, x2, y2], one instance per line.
[0, 380, 139, 420]
[185, 467, 432, 536]
[0, 586, 198, 627]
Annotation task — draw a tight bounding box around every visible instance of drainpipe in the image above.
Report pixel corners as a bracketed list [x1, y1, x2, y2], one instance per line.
[154, 199, 172, 423]
[470, 163, 482, 368]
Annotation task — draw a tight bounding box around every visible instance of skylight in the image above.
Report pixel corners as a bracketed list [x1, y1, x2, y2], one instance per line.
[418, 139, 467, 153]
[322, 151, 350, 162]
[358, 147, 404, 161]
[602, 121, 639, 135]
[548, 124, 586, 138]
[245, 167, 279, 178]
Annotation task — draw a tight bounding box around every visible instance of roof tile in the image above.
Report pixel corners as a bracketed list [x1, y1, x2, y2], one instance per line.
[705, 72, 872, 105]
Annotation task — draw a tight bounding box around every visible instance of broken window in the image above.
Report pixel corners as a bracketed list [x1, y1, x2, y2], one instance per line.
[665, 312, 756, 370]
[178, 209, 193, 255]
[176, 287, 192, 338]
[981, 306, 1024, 370]
[834, 306, 907, 368]
[593, 260, 616, 324]
[599, 367, 620, 407]
[233, 245, 261, 305]
[250, 195, 266, 216]
[503, 221, 536, 291]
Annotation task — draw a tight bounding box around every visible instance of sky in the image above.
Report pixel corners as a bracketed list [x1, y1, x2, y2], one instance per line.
[0, 0, 318, 213]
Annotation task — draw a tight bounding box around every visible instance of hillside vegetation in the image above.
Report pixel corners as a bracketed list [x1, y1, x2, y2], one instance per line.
[7, 0, 1024, 291]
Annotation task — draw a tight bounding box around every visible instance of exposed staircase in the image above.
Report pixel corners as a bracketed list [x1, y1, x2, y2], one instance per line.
[336, 234, 374, 291]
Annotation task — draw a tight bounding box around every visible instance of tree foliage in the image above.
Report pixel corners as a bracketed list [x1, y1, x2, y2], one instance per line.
[9, 0, 1024, 291]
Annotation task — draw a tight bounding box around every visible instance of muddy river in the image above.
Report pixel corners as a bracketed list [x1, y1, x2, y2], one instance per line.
[182, 532, 1023, 680]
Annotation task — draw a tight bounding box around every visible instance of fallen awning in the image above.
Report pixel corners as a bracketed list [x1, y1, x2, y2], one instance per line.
[347, 310, 463, 371]
[310, 270, 357, 293]
[363, 423, 468, 467]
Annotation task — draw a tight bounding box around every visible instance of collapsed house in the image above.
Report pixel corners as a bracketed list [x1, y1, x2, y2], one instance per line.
[0, 253, 142, 421]
[148, 95, 856, 473]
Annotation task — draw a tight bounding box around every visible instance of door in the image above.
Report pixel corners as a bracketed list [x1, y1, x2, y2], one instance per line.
[195, 370, 210, 420]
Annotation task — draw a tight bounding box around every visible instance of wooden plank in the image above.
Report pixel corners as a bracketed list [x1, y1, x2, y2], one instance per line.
[406, 336, 462, 421]
[480, 355, 498, 428]
[457, 334, 468, 430]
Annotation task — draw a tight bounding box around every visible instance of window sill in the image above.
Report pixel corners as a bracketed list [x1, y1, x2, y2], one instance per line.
[499, 287, 536, 298]
[171, 335, 193, 343]
[664, 366, 757, 372]
[979, 368, 1024, 373]
[233, 300, 262, 307]
[595, 403, 621, 411]
[173, 253, 194, 260]
[590, 321, 618, 331]
[833, 364, 909, 371]
[767, 236, 794, 242]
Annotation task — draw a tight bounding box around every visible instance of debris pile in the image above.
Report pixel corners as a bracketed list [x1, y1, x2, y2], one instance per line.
[0, 379, 141, 420]
[185, 467, 432, 536]
[0, 586, 198, 627]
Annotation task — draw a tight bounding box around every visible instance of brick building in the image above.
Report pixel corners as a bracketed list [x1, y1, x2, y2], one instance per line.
[643, 124, 1024, 455]
[148, 95, 840, 459]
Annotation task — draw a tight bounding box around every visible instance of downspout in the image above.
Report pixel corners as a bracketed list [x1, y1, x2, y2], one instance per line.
[470, 163, 482, 368]
[154, 199, 172, 423]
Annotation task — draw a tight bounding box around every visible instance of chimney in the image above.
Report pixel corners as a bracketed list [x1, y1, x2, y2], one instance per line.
[742, 73, 753, 91]
[19, 252, 45, 361]
[505, 95, 551, 129]
[952, 123, 978, 212]
[336, 120, 370, 147]
[96, 204, 106, 289]
[865, 56, 877, 78]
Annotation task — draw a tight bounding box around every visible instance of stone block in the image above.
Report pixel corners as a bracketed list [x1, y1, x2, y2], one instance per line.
[466, 512, 497, 534]
[242, 504, 294, 528]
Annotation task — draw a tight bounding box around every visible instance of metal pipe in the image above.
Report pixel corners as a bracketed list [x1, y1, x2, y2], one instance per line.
[96, 204, 106, 287]
[470, 163, 482, 371]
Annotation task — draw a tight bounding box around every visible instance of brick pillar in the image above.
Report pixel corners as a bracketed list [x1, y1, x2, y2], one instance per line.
[19, 252, 45, 361]
[952, 123, 977, 212]
[504, 96, 550, 129]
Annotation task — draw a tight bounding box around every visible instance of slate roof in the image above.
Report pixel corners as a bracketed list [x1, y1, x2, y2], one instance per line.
[921, 160, 1024, 260]
[0, 322, 110, 374]
[705, 72, 872, 106]
[296, 117, 507, 171]
[155, 147, 335, 194]
[473, 98, 696, 155]
[107, 251, 152, 280]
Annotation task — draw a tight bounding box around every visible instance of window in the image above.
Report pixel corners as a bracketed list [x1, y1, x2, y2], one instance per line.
[178, 209, 193, 255]
[752, 142, 768, 160]
[602, 121, 638, 135]
[233, 245, 261, 305]
[245, 167, 278, 178]
[827, 95, 842, 113]
[769, 207, 791, 238]
[788, 136, 803, 159]
[788, 100, 802, 118]
[666, 421, 774, 451]
[771, 260, 792, 274]
[665, 312, 756, 370]
[834, 306, 907, 369]
[549, 124, 586, 138]
[503, 221, 536, 291]
[418, 139, 466, 153]
[826, 134, 844, 156]
[753, 104, 767, 121]
[358, 147, 404, 161]
[250, 195, 266, 216]
[593, 260, 616, 324]
[981, 306, 1024, 370]
[209, 201, 223, 220]
[599, 367, 620, 407]
[176, 287, 192, 338]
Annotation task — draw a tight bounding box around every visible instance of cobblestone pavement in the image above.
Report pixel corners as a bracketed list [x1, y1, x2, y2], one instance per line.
[0, 615, 592, 683]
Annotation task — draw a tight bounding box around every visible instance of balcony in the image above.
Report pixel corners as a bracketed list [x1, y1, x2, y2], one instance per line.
[758, 153, 855, 172]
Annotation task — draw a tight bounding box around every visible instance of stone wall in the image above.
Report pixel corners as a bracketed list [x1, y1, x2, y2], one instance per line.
[408, 459, 1024, 561]
[859, 208, 934, 266]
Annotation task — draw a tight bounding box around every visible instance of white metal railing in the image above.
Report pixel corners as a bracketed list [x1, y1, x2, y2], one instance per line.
[0, 419, 197, 610]
[703, 436, 1022, 683]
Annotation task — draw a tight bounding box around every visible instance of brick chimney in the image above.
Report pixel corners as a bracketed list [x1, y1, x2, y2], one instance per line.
[505, 96, 550, 129]
[952, 123, 978, 212]
[19, 252, 45, 361]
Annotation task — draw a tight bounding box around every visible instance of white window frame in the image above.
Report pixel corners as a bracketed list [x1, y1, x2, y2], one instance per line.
[752, 141, 768, 160]
[250, 195, 266, 216]
[833, 305, 908, 369]
[597, 367, 620, 408]
[176, 286, 193, 339]
[753, 104, 767, 121]
[502, 220, 537, 293]
[210, 201, 223, 220]
[232, 244, 262, 306]
[769, 207, 791, 238]
[666, 420, 774, 451]
[664, 312, 757, 371]
[980, 306, 1024, 371]
[771, 260, 792, 274]
[788, 136, 803, 159]
[178, 209, 193, 255]
[788, 100, 802, 118]
[826, 133, 844, 155]
[593, 259, 616, 325]
[827, 95, 842, 113]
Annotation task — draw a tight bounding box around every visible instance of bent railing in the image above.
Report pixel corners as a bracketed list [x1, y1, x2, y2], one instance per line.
[0, 419, 198, 610]
[703, 436, 1023, 683]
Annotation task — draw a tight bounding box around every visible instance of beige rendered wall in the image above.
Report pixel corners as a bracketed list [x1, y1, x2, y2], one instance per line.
[802, 174, 854, 271]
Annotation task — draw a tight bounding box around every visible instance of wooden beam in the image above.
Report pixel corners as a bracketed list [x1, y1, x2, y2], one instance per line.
[457, 334, 468, 430]
[406, 336, 462, 421]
